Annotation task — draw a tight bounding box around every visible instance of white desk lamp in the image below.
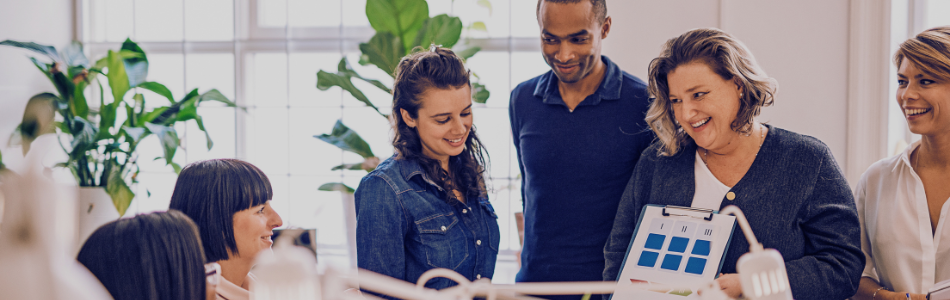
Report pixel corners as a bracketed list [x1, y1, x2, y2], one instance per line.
[719, 205, 793, 300]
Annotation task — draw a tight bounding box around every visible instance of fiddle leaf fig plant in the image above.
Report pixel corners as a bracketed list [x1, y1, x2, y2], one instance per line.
[315, 0, 490, 193]
[1, 38, 237, 215]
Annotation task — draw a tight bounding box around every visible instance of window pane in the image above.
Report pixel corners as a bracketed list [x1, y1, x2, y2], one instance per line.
[486, 178, 520, 251]
[185, 53, 236, 102]
[89, 0, 134, 42]
[144, 53, 185, 106]
[342, 53, 393, 108]
[246, 53, 289, 107]
[136, 123, 188, 173]
[246, 108, 290, 175]
[511, 51, 549, 89]
[927, 0, 950, 27]
[134, 0, 184, 42]
[289, 0, 341, 27]
[185, 107, 236, 162]
[185, 0, 234, 41]
[473, 107, 512, 179]
[287, 175, 350, 247]
[289, 107, 346, 176]
[511, 0, 540, 38]
[455, 0, 509, 38]
[467, 51, 510, 108]
[132, 172, 178, 215]
[266, 173, 290, 226]
[258, 0, 287, 28]
[290, 52, 344, 107]
[342, 0, 369, 27]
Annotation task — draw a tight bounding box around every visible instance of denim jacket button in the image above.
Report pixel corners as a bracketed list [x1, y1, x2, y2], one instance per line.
[462, 209, 468, 214]
[441, 225, 447, 232]
[476, 240, 482, 245]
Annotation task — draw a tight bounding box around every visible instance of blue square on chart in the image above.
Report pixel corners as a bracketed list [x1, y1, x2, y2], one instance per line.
[668, 237, 689, 253]
[637, 251, 660, 267]
[692, 240, 711, 256]
[660, 254, 682, 271]
[644, 233, 666, 250]
[685, 257, 707, 275]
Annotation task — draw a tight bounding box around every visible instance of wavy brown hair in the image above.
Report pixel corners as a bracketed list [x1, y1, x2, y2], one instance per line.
[391, 46, 488, 201]
[894, 26, 950, 80]
[646, 28, 778, 156]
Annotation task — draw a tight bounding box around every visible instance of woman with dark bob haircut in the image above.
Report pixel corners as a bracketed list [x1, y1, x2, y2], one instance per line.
[354, 46, 499, 295]
[169, 158, 282, 300]
[78, 210, 211, 300]
[602, 28, 864, 299]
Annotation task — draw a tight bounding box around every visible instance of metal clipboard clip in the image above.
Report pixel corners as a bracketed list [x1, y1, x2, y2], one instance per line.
[661, 205, 715, 221]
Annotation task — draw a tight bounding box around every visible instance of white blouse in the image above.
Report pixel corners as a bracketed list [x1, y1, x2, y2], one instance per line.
[855, 141, 950, 293]
[691, 151, 731, 211]
[216, 273, 256, 300]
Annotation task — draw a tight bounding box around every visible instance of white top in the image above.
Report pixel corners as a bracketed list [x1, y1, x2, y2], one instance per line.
[690, 152, 731, 211]
[855, 141, 950, 293]
[216, 273, 256, 300]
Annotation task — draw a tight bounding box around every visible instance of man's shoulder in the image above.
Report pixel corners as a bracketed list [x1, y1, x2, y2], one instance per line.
[617, 70, 649, 99]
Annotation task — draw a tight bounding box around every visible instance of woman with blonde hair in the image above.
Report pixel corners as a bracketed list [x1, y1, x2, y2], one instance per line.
[854, 26, 950, 300]
[602, 28, 864, 299]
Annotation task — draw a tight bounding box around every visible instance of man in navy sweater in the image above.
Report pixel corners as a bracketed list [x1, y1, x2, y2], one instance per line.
[509, 0, 653, 298]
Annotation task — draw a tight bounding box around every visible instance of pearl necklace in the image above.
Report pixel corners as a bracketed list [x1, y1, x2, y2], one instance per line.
[701, 124, 767, 166]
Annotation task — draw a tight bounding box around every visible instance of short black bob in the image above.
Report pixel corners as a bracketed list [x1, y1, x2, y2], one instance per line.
[169, 158, 273, 262]
[77, 210, 206, 300]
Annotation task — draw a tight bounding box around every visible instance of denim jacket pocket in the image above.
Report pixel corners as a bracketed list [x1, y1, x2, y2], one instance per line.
[415, 213, 469, 270]
[480, 203, 501, 252]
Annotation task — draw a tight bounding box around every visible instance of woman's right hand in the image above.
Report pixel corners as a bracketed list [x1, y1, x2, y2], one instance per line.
[715, 273, 743, 299]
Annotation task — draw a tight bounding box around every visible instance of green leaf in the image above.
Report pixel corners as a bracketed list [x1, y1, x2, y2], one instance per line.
[472, 81, 490, 104]
[140, 107, 169, 124]
[477, 0, 492, 15]
[469, 21, 488, 32]
[455, 45, 481, 61]
[317, 61, 386, 117]
[72, 80, 90, 118]
[360, 32, 406, 77]
[70, 116, 99, 153]
[29, 56, 50, 74]
[97, 80, 117, 140]
[414, 14, 463, 49]
[331, 163, 365, 171]
[137, 82, 175, 104]
[123, 126, 147, 142]
[314, 120, 375, 158]
[198, 89, 237, 107]
[366, 0, 429, 54]
[106, 50, 130, 106]
[338, 59, 392, 94]
[62, 41, 89, 69]
[170, 161, 182, 174]
[144, 122, 179, 165]
[0, 40, 61, 61]
[194, 115, 214, 150]
[106, 168, 135, 216]
[120, 39, 148, 87]
[318, 182, 355, 193]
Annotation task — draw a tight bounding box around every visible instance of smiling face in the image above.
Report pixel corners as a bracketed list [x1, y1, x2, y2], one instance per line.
[897, 58, 950, 137]
[230, 201, 282, 260]
[401, 86, 473, 166]
[538, 1, 609, 84]
[667, 61, 744, 152]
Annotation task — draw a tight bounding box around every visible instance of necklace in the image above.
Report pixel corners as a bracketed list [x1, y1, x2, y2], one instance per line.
[701, 124, 767, 166]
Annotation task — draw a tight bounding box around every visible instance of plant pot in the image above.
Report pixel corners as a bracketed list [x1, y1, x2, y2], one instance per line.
[77, 187, 120, 248]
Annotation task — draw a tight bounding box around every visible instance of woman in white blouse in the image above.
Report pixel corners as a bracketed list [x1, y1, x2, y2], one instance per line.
[854, 26, 950, 300]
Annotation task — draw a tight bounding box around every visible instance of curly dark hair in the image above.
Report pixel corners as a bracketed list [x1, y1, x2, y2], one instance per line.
[391, 46, 489, 201]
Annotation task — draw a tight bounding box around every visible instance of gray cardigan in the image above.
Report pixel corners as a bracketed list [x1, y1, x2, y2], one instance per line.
[603, 125, 864, 300]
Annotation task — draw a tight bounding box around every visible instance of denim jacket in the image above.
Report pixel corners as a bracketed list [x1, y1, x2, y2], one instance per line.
[355, 155, 500, 296]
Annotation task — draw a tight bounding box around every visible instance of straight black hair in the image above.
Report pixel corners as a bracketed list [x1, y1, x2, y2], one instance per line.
[169, 158, 272, 262]
[77, 210, 206, 300]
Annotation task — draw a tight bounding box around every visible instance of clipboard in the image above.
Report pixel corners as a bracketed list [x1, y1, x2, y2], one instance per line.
[612, 205, 737, 299]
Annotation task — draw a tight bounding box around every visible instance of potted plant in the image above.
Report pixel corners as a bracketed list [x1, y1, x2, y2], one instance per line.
[0, 39, 236, 242]
[315, 0, 491, 193]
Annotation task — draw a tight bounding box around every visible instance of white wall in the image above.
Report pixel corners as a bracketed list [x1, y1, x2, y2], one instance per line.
[0, 0, 74, 169]
[603, 0, 856, 180]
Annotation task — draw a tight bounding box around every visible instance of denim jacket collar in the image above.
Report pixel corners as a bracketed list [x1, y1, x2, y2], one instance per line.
[391, 156, 445, 192]
[533, 55, 623, 107]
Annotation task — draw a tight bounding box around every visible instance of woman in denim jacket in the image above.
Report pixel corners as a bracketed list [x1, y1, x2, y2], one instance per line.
[354, 46, 500, 295]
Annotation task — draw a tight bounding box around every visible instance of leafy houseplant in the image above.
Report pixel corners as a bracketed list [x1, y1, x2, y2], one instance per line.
[0, 39, 236, 216]
[315, 0, 491, 192]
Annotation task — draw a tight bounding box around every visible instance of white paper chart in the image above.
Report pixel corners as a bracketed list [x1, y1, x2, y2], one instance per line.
[613, 205, 736, 299]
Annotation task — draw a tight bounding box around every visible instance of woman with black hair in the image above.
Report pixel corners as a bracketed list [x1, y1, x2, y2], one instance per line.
[170, 159, 283, 300]
[354, 46, 500, 294]
[78, 210, 212, 300]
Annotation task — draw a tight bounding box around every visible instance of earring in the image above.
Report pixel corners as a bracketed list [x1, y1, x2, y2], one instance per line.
[739, 92, 744, 98]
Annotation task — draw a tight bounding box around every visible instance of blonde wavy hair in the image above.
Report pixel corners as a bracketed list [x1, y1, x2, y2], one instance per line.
[894, 26, 950, 80]
[646, 28, 778, 156]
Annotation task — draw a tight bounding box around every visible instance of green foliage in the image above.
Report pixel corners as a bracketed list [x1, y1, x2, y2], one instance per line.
[0, 39, 236, 216]
[314, 0, 492, 194]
